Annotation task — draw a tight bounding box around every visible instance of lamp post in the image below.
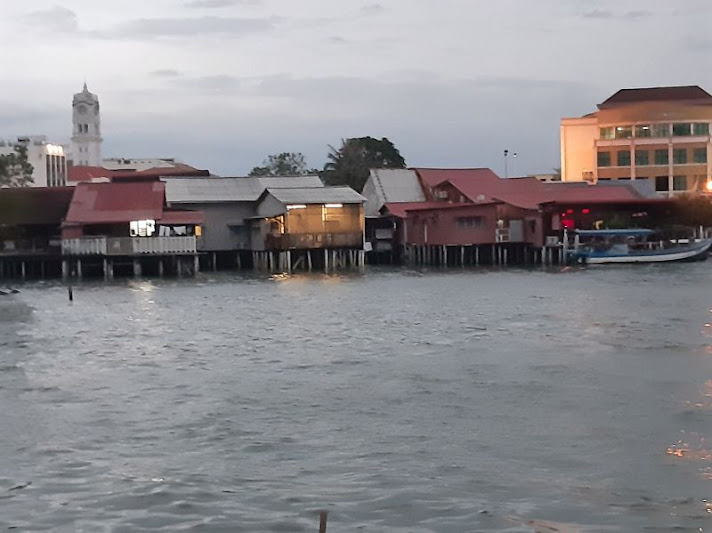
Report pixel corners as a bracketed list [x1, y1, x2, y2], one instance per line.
[504, 149, 509, 178]
[512, 152, 518, 177]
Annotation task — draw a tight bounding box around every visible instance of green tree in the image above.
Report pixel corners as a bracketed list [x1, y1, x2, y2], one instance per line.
[672, 194, 712, 227]
[0, 145, 34, 187]
[321, 137, 406, 192]
[248, 152, 313, 177]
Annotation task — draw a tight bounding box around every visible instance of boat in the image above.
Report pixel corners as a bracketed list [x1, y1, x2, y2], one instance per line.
[565, 229, 712, 265]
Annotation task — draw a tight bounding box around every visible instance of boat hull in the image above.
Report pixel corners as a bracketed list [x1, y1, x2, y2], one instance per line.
[572, 239, 712, 265]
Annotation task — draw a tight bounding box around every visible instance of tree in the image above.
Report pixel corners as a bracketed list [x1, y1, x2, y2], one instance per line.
[321, 137, 406, 192]
[248, 152, 313, 177]
[0, 145, 34, 187]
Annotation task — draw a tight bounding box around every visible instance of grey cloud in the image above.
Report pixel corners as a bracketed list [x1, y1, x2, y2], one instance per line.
[174, 74, 243, 90]
[131, 73, 597, 175]
[582, 8, 653, 20]
[151, 69, 183, 78]
[361, 4, 385, 16]
[22, 5, 79, 33]
[623, 10, 652, 20]
[184, 0, 262, 8]
[582, 9, 613, 19]
[101, 16, 279, 39]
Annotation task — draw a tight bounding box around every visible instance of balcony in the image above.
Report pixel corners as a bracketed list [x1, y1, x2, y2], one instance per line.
[62, 236, 197, 256]
[265, 233, 363, 251]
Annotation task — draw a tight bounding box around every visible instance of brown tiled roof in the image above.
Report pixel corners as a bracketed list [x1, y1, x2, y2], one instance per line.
[599, 86, 712, 108]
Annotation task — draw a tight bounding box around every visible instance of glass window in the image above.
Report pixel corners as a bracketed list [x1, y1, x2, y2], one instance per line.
[635, 125, 652, 138]
[654, 149, 668, 165]
[672, 123, 692, 136]
[615, 126, 632, 139]
[693, 123, 710, 136]
[652, 124, 670, 137]
[655, 176, 669, 192]
[673, 148, 687, 164]
[617, 150, 631, 166]
[635, 150, 649, 166]
[673, 176, 687, 191]
[694, 148, 707, 163]
[597, 151, 611, 167]
[599, 127, 614, 139]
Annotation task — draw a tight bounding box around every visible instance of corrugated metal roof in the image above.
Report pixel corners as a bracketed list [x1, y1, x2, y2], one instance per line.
[364, 169, 425, 217]
[65, 182, 165, 224]
[264, 186, 365, 205]
[163, 176, 324, 203]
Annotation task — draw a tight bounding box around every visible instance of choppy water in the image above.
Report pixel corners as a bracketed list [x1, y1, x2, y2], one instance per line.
[2, 265, 712, 532]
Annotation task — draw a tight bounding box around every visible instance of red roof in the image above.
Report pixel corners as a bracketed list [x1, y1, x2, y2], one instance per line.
[382, 201, 459, 218]
[541, 183, 668, 205]
[599, 86, 712, 108]
[65, 181, 165, 224]
[414, 168, 500, 188]
[68, 166, 113, 183]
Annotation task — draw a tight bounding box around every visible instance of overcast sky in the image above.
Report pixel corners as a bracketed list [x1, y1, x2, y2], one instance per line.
[1, 0, 711, 176]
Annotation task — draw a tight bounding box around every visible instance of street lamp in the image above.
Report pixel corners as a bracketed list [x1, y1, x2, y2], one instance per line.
[504, 149, 509, 178]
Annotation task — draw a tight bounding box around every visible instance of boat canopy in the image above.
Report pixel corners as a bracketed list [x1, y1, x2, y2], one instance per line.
[574, 229, 655, 237]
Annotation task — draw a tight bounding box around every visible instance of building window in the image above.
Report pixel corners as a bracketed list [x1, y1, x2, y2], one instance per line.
[693, 123, 710, 136]
[654, 149, 668, 165]
[456, 216, 484, 229]
[652, 124, 670, 137]
[635, 150, 649, 166]
[655, 176, 669, 192]
[635, 125, 652, 138]
[600, 127, 614, 139]
[672, 123, 692, 136]
[673, 176, 687, 191]
[694, 148, 707, 163]
[617, 150, 631, 166]
[673, 148, 687, 164]
[597, 151, 611, 167]
[615, 126, 632, 139]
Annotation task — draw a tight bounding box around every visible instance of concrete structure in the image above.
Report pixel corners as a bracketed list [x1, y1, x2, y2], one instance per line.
[71, 83, 102, 167]
[561, 86, 712, 196]
[0, 136, 67, 187]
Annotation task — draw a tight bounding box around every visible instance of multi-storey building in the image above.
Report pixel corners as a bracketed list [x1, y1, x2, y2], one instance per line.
[561, 86, 712, 195]
[0, 135, 67, 187]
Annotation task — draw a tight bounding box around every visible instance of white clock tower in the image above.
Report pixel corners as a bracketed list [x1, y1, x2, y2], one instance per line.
[71, 83, 103, 167]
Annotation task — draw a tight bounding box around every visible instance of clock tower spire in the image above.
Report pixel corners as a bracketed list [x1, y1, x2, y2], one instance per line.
[71, 82, 102, 167]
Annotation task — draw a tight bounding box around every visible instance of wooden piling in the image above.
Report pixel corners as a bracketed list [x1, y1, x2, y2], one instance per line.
[319, 511, 328, 533]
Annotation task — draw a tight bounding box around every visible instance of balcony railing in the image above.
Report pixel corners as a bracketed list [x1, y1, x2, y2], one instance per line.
[62, 236, 197, 256]
[265, 233, 363, 251]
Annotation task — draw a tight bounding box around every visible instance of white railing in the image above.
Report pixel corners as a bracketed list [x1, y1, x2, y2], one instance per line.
[62, 237, 108, 255]
[129, 236, 196, 254]
[63, 236, 196, 256]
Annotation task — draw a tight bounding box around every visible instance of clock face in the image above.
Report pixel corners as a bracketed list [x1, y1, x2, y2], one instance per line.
[77, 105, 87, 115]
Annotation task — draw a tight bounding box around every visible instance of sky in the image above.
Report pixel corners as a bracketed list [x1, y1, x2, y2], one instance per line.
[1, 0, 711, 177]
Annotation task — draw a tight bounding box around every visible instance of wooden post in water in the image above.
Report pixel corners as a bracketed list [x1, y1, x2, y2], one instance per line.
[319, 511, 328, 533]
